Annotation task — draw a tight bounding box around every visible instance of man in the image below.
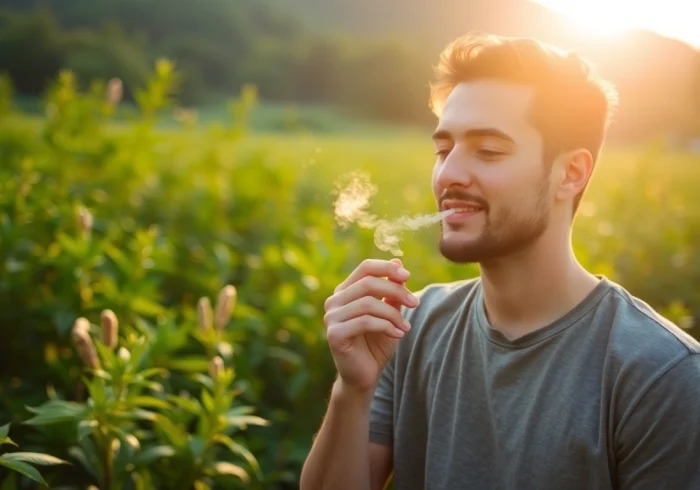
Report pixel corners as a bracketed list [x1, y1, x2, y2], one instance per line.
[300, 32, 700, 490]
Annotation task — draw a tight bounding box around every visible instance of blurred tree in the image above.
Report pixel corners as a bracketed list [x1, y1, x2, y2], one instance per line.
[0, 0, 697, 133]
[61, 24, 151, 100]
[0, 8, 65, 94]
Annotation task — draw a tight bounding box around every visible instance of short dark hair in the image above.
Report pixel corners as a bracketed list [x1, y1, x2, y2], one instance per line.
[429, 32, 619, 212]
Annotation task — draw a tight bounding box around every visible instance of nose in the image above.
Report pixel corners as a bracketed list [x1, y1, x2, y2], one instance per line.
[433, 145, 474, 192]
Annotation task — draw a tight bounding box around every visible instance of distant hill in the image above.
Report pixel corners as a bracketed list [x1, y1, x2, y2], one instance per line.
[0, 0, 697, 139]
[268, 0, 700, 141]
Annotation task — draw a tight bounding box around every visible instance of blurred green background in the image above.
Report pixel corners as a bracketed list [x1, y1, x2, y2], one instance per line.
[0, 0, 699, 488]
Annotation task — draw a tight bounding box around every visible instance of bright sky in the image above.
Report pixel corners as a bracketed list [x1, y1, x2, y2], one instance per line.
[536, 0, 700, 48]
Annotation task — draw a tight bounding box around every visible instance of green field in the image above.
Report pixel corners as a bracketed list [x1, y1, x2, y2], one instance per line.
[1, 71, 699, 489]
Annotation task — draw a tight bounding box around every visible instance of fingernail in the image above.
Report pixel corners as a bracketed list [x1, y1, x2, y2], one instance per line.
[394, 328, 405, 337]
[397, 267, 410, 279]
[403, 320, 411, 330]
[406, 293, 419, 305]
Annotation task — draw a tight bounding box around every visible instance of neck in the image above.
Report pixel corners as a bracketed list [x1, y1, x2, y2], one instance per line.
[478, 226, 600, 340]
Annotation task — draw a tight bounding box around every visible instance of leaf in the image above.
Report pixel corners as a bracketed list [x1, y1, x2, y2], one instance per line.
[0, 437, 17, 447]
[69, 446, 101, 482]
[189, 436, 206, 459]
[191, 373, 214, 391]
[125, 338, 150, 373]
[112, 430, 139, 474]
[224, 406, 255, 417]
[24, 400, 86, 426]
[208, 461, 249, 483]
[95, 344, 116, 370]
[193, 480, 212, 490]
[126, 409, 159, 422]
[200, 390, 215, 414]
[0, 458, 45, 485]
[153, 415, 188, 448]
[103, 242, 133, 273]
[224, 413, 270, 430]
[91, 369, 113, 381]
[130, 297, 168, 317]
[0, 424, 15, 448]
[112, 427, 140, 451]
[133, 445, 176, 466]
[131, 396, 171, 410]
[132, 469, 155, 490]
[266, 347, 303, 368]
[77, 419, 98, 441]
[135, 367, 168, 380]
[1, 452, 69, 466]
[130, 380, 163, 392]
[212, 434, 261, 479]
[166, 394, 202, 415]
[168, 356, 210, 372]
[84, 376, 108, 406]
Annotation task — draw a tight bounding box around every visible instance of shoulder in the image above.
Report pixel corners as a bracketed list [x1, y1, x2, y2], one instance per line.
[601, 280, 699, 365]
[597, 279, 700, 419]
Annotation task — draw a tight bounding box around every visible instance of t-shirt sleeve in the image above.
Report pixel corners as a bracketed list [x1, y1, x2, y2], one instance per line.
[369, 353, 395, 446]
[615, 353, 700, 489]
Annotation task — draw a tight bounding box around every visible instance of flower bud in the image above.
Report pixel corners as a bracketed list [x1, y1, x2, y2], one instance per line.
[106, 78, 123, 106]
[78, 207, 93, 237]
[209, 356, 224, 380]
[100, 309, 118, 349]
[72, 318, 100, 370]
[118, 347, 131, 362]
[197, 297, 213, 331]
[214, 285, 237, 331]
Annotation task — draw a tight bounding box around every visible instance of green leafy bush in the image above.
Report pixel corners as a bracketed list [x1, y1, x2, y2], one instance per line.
[0, 61, 698, 488]
[22, 304, 266, 490]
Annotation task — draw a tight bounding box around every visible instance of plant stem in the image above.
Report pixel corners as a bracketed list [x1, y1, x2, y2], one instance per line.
[101, 431, 113, 490]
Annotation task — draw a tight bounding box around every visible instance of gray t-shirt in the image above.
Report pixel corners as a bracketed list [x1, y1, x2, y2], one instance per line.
[370, 276, 700, 490]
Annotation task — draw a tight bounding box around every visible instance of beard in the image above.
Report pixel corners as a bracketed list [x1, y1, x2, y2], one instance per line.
[438, 177, 552, 264]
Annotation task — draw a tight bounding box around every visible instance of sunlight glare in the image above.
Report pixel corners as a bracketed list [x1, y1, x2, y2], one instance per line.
[536, 0, 700, 47]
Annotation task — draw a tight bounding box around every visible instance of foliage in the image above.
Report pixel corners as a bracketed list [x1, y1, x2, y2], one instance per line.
[20, 303, 266, 490]
[0, 63, 699, 488]
[0, 422, 69, 486]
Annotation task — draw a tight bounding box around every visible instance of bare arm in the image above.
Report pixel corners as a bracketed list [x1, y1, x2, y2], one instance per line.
[369, 442, 393, 490]
[299, 380, 392, 490]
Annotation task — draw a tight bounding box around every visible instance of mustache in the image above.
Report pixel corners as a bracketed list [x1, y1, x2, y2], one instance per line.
[439, 189, 489, 210]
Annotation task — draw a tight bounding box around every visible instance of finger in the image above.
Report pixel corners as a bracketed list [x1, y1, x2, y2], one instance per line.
[326, 315, 405, 350]
[385, 258, 406, 311]
[325, 296, 411, 333]
[335, 258, 410, 293]
[326, 276, 419, 312]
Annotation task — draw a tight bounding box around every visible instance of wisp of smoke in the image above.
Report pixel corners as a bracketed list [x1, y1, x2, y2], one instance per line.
[332, 171, 455, 256]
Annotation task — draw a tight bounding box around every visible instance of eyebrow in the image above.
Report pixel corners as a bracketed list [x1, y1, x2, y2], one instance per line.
[431, 128, 515, 144]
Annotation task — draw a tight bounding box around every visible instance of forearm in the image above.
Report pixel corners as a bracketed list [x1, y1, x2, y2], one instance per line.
[300, 379, 374, 490]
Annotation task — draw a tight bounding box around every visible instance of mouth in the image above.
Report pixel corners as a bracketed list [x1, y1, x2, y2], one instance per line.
[441, 200, 485, 224]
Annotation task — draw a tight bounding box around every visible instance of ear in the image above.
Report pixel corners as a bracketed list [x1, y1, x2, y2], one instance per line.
[554, 149, 594, 203]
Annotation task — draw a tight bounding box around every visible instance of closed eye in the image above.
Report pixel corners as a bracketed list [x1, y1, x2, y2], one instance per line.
[476, 149, 506, 159]
[435, 148, 451, 158]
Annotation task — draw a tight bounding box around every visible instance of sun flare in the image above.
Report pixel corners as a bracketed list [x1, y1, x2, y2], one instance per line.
[536, 0, 700, 47]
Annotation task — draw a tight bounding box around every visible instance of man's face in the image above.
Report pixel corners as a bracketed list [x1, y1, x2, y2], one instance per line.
[431, 80, 555, 264]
